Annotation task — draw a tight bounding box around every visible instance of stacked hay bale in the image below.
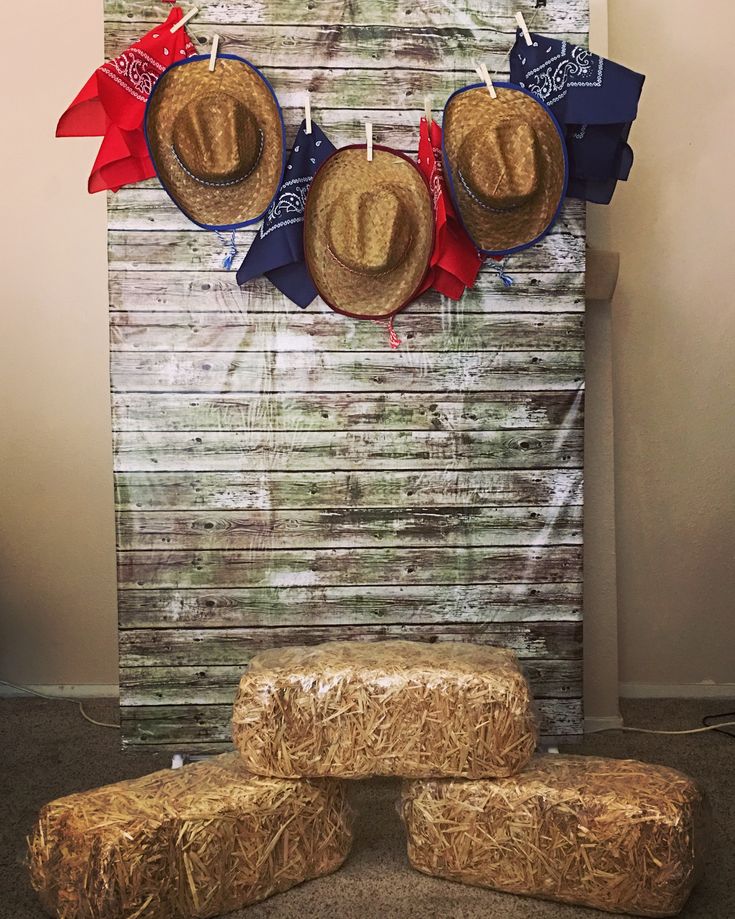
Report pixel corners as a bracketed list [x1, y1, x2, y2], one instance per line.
[231, 640, 539, 779]
[232, 639, 706, 917]
[400, 754, 707, 917]
[28, 753, 353, 919]
[29, 638, 706, 918]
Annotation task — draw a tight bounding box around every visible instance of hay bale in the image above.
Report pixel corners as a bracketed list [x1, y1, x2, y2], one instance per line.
[401, 753, 707, 917]
[232, 639, 537, 779]
[28, 753, 352, 919]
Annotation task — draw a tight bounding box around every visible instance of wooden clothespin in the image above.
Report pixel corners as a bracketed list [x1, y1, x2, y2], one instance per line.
[208, 34, 220, 72]
[170, 6, 198, 33]
[515, 11, 533, 46]
[304, 92, 312, 134]
[366, 122, 373, 161]
[475, 62, 497, 99]
[424, 95, 432, 128]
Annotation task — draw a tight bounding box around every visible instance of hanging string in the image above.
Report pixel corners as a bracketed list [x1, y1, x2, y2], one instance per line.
[215, 229, 238, 270]
[372, 316, 402, 350]
[493, 258, 514, 288]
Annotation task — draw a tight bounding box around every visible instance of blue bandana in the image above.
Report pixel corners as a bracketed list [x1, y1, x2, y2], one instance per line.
[510, 31, 645, 204]
[236, 120, 336, 306]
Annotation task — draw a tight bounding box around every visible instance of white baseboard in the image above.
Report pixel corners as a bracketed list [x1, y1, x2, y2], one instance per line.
[584, 714, 623, 733]
[0, 682, 119, 699]
[620, 682, 735, 700]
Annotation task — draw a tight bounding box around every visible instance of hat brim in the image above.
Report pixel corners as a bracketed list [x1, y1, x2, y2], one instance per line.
[304, 146, 433, 320]
[145, 54, 285, 230]
[443, 83, 568, 257]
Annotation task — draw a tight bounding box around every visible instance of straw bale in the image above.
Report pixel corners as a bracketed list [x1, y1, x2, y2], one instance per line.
[232, 640, 537, 779]
[401, 753, 707, 917]
[28, 753, 352, 919]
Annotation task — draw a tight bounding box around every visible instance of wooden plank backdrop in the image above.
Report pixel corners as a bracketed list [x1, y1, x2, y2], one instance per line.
[106, 0, 588, 751]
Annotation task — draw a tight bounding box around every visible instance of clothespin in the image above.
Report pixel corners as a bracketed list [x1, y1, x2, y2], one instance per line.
[515, 11, 533, 46]
[366, 121, 373, 161]
[304, 92, 312, 134]
[208, 34, 220, 72]
[424, 95, 432, 128]
[474, 62, 497, 99]
[170, 5, 198, 33]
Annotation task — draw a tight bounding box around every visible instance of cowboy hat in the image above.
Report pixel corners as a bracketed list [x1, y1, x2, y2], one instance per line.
[304, 145, 433, 319]
[443, 83, 568, 256]
[145, 53, 285, 230]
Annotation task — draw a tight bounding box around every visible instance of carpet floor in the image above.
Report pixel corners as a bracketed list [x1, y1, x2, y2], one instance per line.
[1, 698, 733, 919]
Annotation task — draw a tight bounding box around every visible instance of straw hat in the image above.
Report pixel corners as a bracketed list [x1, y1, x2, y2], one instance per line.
[304, 145, 433, 319]
[443, 83, 567, 256]
[145, 54, 285, 229]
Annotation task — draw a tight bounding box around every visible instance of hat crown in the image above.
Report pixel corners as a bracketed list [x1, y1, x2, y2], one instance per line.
[459, 121, 541, 210]
[327, 186, 412, 276]
[172, 92, 262, 185]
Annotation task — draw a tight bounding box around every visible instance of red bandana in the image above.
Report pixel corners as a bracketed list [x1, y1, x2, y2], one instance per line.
[415, 117, 483, 300]
[56, 4, 196, 193]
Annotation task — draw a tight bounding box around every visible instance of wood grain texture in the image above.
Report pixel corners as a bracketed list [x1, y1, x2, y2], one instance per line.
[112, 392, 584, 432]
[118, 583, 583, 628]
[110, 351, 584, 393]
[117, 505, 583, 550]
[113, 428, 583, 472]
[115, 469, 584, 510]
[104, 25, 588, 84]
[104, 0, 589, 32]
[119, 623, 582, 667]
[108, 0, 588, 746]
[110, 311, 584, 353]
[118, 546, 583, 589]
[109, 271, 586, 312]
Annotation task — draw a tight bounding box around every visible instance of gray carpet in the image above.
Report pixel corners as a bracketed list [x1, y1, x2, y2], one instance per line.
[2, 698, 733, 918]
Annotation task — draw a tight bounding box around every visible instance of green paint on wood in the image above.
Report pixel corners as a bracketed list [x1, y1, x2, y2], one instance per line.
[118, 583, 583, 628]
[114, 469, 583, 511]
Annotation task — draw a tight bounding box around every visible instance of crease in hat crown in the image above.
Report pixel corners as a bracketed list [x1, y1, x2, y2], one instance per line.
[144, 53, 285, 231]
[327, 186, 414, 277]
[171, 92, 264, 188]
[458, 122, 542, 213]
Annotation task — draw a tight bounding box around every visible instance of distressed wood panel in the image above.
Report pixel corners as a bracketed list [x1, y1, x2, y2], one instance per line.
[110, 311, 584, 353]
[109, 0, 587, 746]
[115, 469, 584, 511]
[118, 583, 583, 628]
[109, 271, 586, 312]
[120, 658, 582, 705]
[117, 505, 583, 550]
[113, 429, 583, 472]
[119, 546, 583, 589]
[119, 623, 582, 667]
[112, 392, 584, 432]
[120, 697, 583, 747]
[105, 24, 587, 75]
[108, 189, 585, 234]
[104, 0, 589, 32]
[110, 351, 585, 393]
[108, 229, 584, 273]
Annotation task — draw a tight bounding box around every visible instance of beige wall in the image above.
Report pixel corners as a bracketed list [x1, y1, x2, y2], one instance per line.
[588, 0, 735, 690]
[1, 1, 733, 698]
[0, 0, 118, 686]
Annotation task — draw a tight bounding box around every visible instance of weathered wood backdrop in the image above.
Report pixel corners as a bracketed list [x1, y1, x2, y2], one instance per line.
[105, 0, 588, 751]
